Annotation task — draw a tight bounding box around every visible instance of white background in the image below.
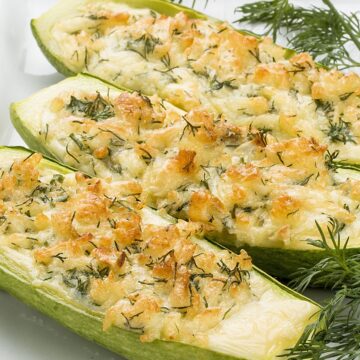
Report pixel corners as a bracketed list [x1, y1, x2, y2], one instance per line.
[0, 1, 358, 359]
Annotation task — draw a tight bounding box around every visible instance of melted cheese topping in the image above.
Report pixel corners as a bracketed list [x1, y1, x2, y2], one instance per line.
[0, 150, 317, 359]
[40, 0, 360, 164]
[16, 76, 360, 250]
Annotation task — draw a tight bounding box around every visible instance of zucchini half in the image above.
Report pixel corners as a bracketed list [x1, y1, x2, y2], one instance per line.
[30, 0, 299, 115]
[0, 146, 318, 360]
[31, 0, 360, 177]
[11, 74, 360, 280]
[31, 0, 296, 79]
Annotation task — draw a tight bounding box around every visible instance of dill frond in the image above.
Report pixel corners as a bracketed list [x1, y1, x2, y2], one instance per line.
[67, 92, 114, 121]
[286, 218, 360, 358]
[235, 0, 360, 69]
[325, 150, 360, 173]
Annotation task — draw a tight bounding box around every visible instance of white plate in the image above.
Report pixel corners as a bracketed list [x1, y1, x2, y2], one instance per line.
[0, 0, 357, 359]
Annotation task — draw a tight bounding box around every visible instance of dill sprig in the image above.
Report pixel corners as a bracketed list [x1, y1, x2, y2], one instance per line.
[126, 33, 161, 60]
[67, 92, 114, 121]
[284, 290, 360, 359]
[325, 150, 360, 173]
[326, 119, 356, 145]
[209, 75, 237, 91]
[235, 0, 360, 69]
[290, 219, 354, 291]
[235, 0, 294, 42]
[285, 219, 360, 359]
[62, 265, 110, 296]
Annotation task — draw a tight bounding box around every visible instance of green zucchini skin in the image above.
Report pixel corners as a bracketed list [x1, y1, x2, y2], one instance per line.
[10, 104, 60, 161]
[31, 0, 296, 81]
[31, 19, 75, 78]
[30, 0, 208, 78]
[243, 245, 360, 280]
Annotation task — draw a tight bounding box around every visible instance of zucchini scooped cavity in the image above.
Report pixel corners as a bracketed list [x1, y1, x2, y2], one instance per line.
[0, 146, 318, 360]
[31, 0, 360, 165]
[11, 74, 360, 279]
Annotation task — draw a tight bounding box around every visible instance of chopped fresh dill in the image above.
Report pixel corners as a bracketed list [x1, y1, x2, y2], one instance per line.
[52, 252, 67, 263]
[209, 76, 237, 91]
[325, 119, 356, 144]
[66, 143, 80, 164]
[180, 116, 201, 140]
[69, 133, 91, 152]
[126, 33, 161, 60]
[297, 174, 314, 186]
[88, 14, 108, 21]
[67, 92, 115, 121]
[62, 265, 110, 296]
[325, 150, 360, 173]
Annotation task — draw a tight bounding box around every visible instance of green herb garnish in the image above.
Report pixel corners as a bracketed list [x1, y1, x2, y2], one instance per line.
[62, 265, 110, 296]
[126, 33, 161, 60]
[209, 76, 237, 91]
[326, 119, 356, 144]
[286, 218, 360, 358]
[235, 0, 360, 69]
[67, 91, 114, 121]
[325, 150, 360, 173]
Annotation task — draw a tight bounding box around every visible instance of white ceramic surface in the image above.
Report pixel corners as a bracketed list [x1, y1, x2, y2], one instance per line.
[0, 0, 358, 359]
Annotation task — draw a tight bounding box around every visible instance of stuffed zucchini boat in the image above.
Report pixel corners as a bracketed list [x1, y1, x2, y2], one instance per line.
[11, 74, 360, 278]
[32, 0, 360, 164]
[0, 146, 318, 359]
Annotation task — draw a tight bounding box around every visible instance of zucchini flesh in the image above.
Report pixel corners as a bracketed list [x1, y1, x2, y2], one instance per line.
[11, 74, 360, 279]
[0, 146, 318, 360]
[31, 0, 360, 166]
